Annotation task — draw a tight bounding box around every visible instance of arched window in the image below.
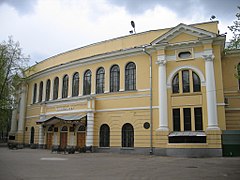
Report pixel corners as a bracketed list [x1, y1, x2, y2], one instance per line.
[193, 72, 201, 92]
[72, 72, 79, 97]
[99, 124, 110, 147]
[238, 63, 240, 90]
[61, 126, 68, 132]
[172, 70, 201, 94]
[110, 65, 120, 92]
[30, 127, 35, 144]
[33, 83, 37, 103]
[125, 62, 136, 91]
[38, 81, 43, 102]
[96, 67, 105, 94]
[122, 123, 134, 148]
[62, 75, 69, 98]
[78, 125, 86, 131]
[172, 73, 179, 93]
[83, 70, 92, 95]
[45, 79, 51, 101]
[53, 77, 59, 100]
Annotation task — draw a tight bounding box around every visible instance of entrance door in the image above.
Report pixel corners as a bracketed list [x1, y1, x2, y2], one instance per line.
[47, 133, 53, 149]
[30, 127, 35, 144]
[77, 125, 86, 148]
[60, 126, 68, 150]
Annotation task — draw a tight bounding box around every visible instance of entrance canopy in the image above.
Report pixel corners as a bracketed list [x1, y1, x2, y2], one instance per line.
[36, 114, 87, 126]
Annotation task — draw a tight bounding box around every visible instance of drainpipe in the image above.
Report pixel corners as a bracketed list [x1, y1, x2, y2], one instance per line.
[143, 47, 153, 155]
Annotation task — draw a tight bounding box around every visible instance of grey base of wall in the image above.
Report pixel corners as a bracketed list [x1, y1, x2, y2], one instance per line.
[95, 147, 222, 157]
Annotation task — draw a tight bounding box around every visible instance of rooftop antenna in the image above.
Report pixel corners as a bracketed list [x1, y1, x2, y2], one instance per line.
[130, 20, 136, 34]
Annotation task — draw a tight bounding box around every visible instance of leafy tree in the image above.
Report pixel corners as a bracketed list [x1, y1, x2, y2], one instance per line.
[226, 6, 240, 50]
[0, 36, 29, 140]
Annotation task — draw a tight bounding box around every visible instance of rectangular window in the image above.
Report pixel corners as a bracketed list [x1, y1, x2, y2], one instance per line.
[194, 107, 203, 131]
[173, 109, 180, 131]
[183, 108, 191, 131]
[182, 70, 190, 93]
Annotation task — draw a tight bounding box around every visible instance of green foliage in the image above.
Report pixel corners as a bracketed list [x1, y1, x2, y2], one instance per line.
[226, 6, 240, 50]
[0, 36, 30, 132]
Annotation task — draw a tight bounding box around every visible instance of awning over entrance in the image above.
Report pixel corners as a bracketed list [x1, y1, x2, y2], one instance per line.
[36, 114, 87, 126]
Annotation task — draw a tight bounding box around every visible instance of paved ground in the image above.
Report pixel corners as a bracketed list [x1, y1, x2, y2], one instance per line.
[0, 147, 240, 180]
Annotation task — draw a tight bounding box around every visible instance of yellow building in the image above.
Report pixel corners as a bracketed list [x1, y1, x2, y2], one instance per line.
[9, 21, 240, 157]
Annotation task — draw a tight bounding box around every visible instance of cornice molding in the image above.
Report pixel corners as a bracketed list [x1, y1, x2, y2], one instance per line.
[28, 47, 145, 81]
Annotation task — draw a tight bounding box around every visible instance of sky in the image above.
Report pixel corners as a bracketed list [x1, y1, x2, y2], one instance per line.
[0, 0, 239, 66]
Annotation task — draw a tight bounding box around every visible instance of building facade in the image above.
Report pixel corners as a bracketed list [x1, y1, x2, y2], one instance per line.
[9, 21, 240, 157]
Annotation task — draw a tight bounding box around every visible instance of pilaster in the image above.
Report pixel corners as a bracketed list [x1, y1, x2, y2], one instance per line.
[156, 55, 169, 131]
[86, 112, 94, 147]
[202, 51, 219, 131]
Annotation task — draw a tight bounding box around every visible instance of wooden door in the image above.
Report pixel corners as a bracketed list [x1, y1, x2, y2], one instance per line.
[46, 133, 53, 149]
[60, 132, 68, 149]
[77, 132, 86, 148]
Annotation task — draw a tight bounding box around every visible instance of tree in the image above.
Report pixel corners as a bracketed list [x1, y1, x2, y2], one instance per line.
[226, 6, 240, 50]
[0, 36, 29, 140]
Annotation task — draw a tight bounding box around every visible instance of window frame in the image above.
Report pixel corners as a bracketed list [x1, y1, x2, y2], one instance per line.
[83, 70, 92, 95]
[33, 83, 37, 104]
[62, 75, 69, 98]
[122, 123, 134, 148]
[125, 62, 136, 91]
[99, 124, 110, 147]
[96, 67, 105, 94]
[72, 72, 79, 97]
[53, 77, 59, 100]
[38, 81, 43, 102]
[45, 79, 51, 101]
[110, 65, 120, 92]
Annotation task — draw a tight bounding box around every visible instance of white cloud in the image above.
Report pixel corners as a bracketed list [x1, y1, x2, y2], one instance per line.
[0, 0, 235, 66]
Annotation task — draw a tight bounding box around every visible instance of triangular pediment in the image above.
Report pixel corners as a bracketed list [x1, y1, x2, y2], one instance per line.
[151, 23, 217, 45]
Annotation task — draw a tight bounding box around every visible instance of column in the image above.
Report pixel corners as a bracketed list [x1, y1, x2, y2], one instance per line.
[42, 81, 46, 102]
[38, 125, 44, 148]
[104, 68, 109, 93]
[49, 78, 53, 101]
[10, 108, 17, 134]
[58, 77, 63, 99]
[91, 72, 96, 95]
[157, 56, 169, 131]
[79, 73, 83, 96]
[203, 53, 219, 130]
[86, 112, 94, 147]
[68, 75, 72, 98]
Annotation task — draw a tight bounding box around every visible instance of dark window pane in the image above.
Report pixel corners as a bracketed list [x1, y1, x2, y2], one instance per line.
[33, 83, 37, 103]
[110, 65, 120, 92]
[193, 72, 201, 92]
[182, 70, 190, 93]
[96, 67, 105, 94]
[99, 124, 110, 147]
[38, 81, 43, 102]
[172, 73, 179, 93]
[72, 72, 79, 97]
[62, 75, 69, 98]
[173, 109, 180, 131]
[45, 79, 51, 101]
[125, 62, 136, 91]
[83, 70, 91, 95]
[53, 77, 59, 100]
[122, 123, 134, 147]
[194, 107, 203, 131]
[184, 108, 191, 131]
[169, 136, 206, 143]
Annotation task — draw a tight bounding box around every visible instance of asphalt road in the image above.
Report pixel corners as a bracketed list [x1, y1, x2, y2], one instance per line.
[0, 147, 239, 180]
